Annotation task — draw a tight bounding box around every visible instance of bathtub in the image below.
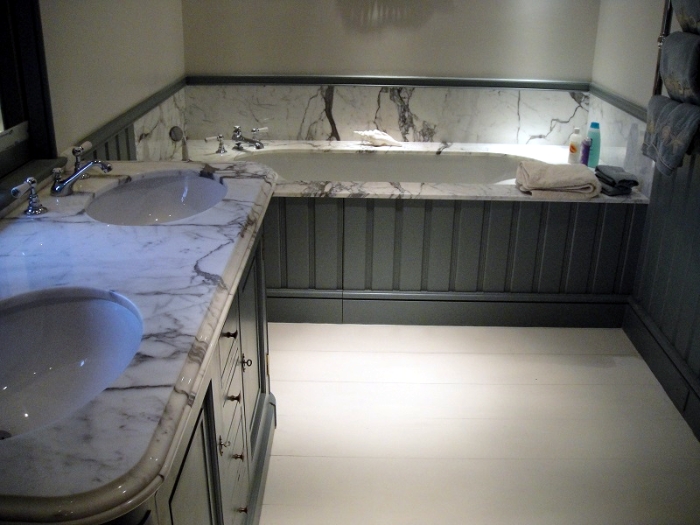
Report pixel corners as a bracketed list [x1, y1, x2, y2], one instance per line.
[236, 149, 528, 184]
[188, 139, 648, 326]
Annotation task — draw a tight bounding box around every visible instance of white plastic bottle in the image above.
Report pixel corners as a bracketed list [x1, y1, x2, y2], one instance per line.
[567, 127, 583, 164]
[586, 122, 601, 168]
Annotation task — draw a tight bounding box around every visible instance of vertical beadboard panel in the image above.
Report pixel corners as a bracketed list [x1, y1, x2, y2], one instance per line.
[637, 173, 675, 310]
[589, 204, 626, 294]
[426, 201, 455, 292]
[398, 201, 425, 291]
[452, 202, 485, 292]
[85, 128, 136, 161]
[262, 198, 283, 289]
[284, 198, 312, 289]
[672, 163, 700, 357]
[536, 203, 572, 293]
[343, 199, 368, 289]
[371, 201, 396, 290]
[509, 202, 543, 293]
[659, 162, 696, 334]
[563, 204, 599, 293]
[481, 202, 514, 292]
[314, 199, 343, 289]
[617, 204, 646, 295]
[649, 169, 690, 323]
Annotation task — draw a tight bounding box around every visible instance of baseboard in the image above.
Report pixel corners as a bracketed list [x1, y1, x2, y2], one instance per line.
[266, 289, 628, 327]
[623, 301, 700, 440]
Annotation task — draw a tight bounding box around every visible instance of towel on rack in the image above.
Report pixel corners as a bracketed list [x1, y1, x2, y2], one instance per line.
[515, 160, 601, 200]
[672, 0, 700, 33]
[642, 95, 700, 176]
[660, 32, 700, 104]
[594, 165, 639, 196]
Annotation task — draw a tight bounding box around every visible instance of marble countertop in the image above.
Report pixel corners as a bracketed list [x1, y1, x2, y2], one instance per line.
[0, 161, 276, 522]
[187, 140, 648, 204]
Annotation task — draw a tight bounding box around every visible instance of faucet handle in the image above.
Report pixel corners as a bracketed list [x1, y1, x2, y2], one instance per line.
[11, 177, 48, 216]
[52, 168, 64, 180]
[205, 134, 227, 154]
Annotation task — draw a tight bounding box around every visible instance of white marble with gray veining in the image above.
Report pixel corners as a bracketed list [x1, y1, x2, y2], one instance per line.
[134, 90, 187, 162]
[184, 85, 589, 146]
[187, 140, 648, 203]
[144, 85, 652, 198]
[0, 161, 276, 522]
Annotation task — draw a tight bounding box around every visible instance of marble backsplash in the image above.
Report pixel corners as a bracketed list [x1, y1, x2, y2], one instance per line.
[184, 85, 590, 146]
[135, 83, 652, 196]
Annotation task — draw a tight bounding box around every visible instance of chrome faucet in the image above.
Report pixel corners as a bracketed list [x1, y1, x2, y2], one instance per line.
[51, 146, 112, 196]
[232, 126, 265, 150]
[11, 177, 48, 215]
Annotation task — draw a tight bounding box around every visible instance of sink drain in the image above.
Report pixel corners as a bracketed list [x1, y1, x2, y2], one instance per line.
[0, 430, 12, 440]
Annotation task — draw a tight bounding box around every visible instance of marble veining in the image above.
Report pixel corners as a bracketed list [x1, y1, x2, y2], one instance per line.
[144, 85, 650, 198]
[184, 85, 590, 146]
[0, 161, 275, 521]
[187, 140, 648, 203]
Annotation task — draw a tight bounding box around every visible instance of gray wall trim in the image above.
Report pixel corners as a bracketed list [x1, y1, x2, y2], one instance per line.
[266, 295, 625, 327]
[626, 299, 700, 400]
[343, 299, 625, 327]
[589, 82, 647, 122]
[624, 301, 700, 439]
[267, 288, 628, 304]
[186, 75, 590, 92]
[77, 77, 186, 160]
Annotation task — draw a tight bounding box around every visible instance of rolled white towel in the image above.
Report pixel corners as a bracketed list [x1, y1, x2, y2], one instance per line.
[516, 160, 601, 200]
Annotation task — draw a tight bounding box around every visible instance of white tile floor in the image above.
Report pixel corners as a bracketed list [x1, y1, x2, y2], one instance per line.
[260, 324, 700, 525]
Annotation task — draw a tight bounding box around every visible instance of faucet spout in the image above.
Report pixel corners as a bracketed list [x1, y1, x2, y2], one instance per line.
[51, 158, 112, 196]
[232, 126, 264, 150]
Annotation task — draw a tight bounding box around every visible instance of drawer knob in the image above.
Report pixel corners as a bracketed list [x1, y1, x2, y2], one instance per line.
[241, 355, 253, 370]
[237, 507, 248, 514]
[226, 393, 242, 403]
[217, 436, 230, 456]
[221, 330, 238, 339]
[232, 453, 245, 460]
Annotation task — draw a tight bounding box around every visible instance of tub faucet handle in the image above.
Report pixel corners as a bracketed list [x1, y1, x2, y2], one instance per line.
[205, 134, 227, 154]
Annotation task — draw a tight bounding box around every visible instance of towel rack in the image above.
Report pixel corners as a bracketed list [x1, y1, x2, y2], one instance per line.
[654, 0, 675, 95]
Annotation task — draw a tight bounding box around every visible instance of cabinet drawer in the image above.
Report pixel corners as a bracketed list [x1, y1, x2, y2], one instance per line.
[218, 298, 240, 383]
[219, 416, 249, 525]
[222, 346, 243, 436]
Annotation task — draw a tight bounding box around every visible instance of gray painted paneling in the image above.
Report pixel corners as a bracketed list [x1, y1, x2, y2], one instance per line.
[343, 200, 369, 289]
[314, 199, 343, 289]
[397, 201, 425, 291]
[425, 201, 454, 292]
[267, 197, 644, 297]
[371, 201, 396, 290]
[285, 198, 312, 289]
[509, 203, 543, 293]
[452, 202, 485, 292]
[481, 202, 513, 292]
[535, 203, 571, 293]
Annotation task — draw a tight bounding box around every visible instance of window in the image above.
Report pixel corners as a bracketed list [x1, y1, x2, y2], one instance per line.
[0, 0, 55, 180]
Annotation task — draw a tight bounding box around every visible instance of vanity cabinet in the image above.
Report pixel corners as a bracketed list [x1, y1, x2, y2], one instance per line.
[154, 239, 273, 525]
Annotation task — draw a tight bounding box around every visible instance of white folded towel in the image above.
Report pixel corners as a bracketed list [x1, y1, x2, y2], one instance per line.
[515, 160, 601, 200]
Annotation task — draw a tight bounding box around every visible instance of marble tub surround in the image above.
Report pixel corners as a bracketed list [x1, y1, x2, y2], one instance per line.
[589, 96, 654, 197]
[0, 161, 276, 520]
[133, 89, 187, 162]
[184, 85, 590, 146]
[187, 140, 648, 203]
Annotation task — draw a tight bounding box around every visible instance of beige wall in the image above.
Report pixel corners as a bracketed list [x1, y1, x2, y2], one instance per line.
[591, 0, 665, 107]
[40, 0, 185, 154]
[182, 0, 599, 80]
[38, 0, 668, 154]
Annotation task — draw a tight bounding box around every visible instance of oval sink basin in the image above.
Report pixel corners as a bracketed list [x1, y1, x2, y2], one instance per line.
[86, 170, 227, 226]
[0, 287, 143, 439]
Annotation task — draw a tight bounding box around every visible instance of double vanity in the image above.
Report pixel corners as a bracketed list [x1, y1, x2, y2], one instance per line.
[0, 161, 277, 525]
